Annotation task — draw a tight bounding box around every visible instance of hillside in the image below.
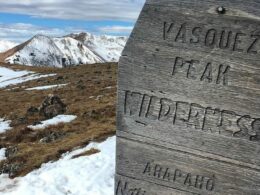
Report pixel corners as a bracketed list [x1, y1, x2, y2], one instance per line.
[0, 33, 127, 67]
[0, 62, 117, 182]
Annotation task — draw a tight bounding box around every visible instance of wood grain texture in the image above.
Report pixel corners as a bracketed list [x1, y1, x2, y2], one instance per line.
[116, 0, 260, 194]
[146, 0, 260, 20]
[116, 137, 260, 195]
[115, 174, 191, 195]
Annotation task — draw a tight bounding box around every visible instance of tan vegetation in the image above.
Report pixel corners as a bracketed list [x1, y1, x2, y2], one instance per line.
[71, 148, 101, 159]
[0, 62, 117, 178]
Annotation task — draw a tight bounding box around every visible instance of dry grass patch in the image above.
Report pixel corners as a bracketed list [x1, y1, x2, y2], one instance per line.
[0, 62, 117, 177]
[71, 148, 100, 159]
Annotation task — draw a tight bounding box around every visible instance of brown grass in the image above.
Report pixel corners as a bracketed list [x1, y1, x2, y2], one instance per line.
[71, 148, 100, 159]
[0, 62, 117, 177]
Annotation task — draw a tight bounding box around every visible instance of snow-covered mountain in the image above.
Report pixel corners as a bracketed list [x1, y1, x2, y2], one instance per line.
[0, 40, 17, 52]
[68, 32, 127, 62]
[2, 33, 127, 67]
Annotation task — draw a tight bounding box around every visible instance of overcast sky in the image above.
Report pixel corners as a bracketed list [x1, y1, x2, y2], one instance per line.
[0, 0, 145, 42]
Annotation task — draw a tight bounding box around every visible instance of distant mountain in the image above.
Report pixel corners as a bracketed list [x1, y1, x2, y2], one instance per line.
[0, 40, 17, 52]
[67, 32, 127, 62]
[0, 33, 127, 67]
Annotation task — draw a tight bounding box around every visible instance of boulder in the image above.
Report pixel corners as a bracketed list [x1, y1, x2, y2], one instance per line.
[39, 94, 66, 119]
[26, 106, 39, 116]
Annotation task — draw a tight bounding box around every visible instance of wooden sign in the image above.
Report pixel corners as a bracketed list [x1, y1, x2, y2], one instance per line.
[115, 0, 260, 194]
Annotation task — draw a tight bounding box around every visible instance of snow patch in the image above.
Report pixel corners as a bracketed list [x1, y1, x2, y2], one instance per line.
[26, 84, 68, 91]
[105, 86, 115, 89]
[0, 148, 6, 161]
[0, 136, 116, 195]
[0, 118, 12, 134]
[95, 95, 104, 100]
[28, 115, 77, 130]
[0, 66, 56, 89]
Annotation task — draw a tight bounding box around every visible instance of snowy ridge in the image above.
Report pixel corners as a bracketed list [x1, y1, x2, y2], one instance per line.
[6, 35, 63, 67]
[0, 40, 17, 52]
[54, 37, 103, 65]
[69, 32, 127, 62]
[5, 33, 127, 67]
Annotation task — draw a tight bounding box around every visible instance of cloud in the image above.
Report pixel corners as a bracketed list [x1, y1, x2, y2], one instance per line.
[99, 26, 133, 34]
[0, 22, 133, 43]
[0, 23, 67, 42]
[0, 0, 145, 21]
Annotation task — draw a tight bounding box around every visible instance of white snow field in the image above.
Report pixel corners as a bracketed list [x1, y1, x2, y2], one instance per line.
[0, 118, 12, 134]
[28, 115, 77, 130]
[26, 83, 68, 91]
[0, 66, 56, 89]
[0, 136, 116, 195]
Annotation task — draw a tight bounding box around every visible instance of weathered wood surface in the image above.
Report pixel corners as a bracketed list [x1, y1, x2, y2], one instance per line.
[116, 0, 260, 194]
[115, 174, 190, 195]
[116, 137, 260, 195]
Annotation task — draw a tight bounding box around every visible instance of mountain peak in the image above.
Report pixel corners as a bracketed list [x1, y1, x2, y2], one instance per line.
[2, 32, 127, 67]
[66, 32, 94, 43]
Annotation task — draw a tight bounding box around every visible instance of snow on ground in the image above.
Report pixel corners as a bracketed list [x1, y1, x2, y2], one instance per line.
[0, 118, 12, 134]
[0, 66, 56, 89]
[0, 136, 116, 195]
[26, 84, 68, 91]
[28, 115, 77, 130]
[0, 148, 6, 161]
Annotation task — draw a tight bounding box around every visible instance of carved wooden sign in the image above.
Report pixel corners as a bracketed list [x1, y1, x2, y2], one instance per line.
[115, 0, 260, 194]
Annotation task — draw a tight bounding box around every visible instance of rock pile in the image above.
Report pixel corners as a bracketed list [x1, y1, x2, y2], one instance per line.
[39, 94, 67, 119]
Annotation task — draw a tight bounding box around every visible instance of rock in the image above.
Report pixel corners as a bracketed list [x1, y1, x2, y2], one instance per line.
[11, 117, 28, 126]
[39, 131, 66, 143]
[32, 121, 42, 126]
[77, 79, 83, 84]
[5, 146, 18, 158]
[27, 106, 39, 116]
[36, 79, 43, 83]
[83, 110, 99, 119]
[56, 76, 64, 81]
[76, 84, 86, 90]
[0, 162, 22, 177]
[39, 94, 67, 119]
[95, 95, 103, 100]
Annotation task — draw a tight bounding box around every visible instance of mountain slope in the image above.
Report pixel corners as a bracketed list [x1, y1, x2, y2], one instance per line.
[54, 37, 104, 65]
[1, 33, 127, 67]
[68, 32, 127, 62]
[0, 62, 117, 178]
[5, 35, 103, 67]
